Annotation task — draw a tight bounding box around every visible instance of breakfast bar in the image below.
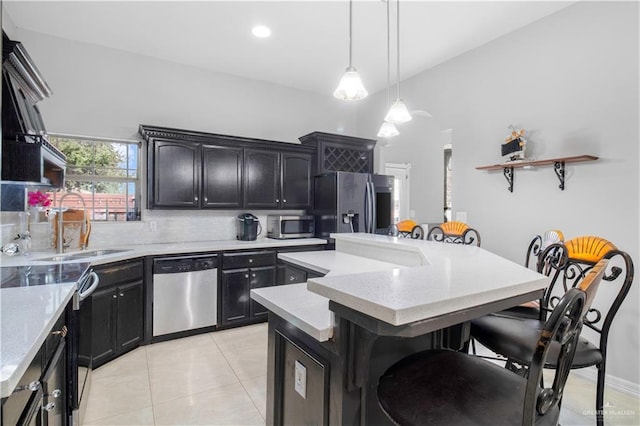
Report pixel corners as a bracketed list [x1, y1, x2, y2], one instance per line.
[251, 233, 549, 425]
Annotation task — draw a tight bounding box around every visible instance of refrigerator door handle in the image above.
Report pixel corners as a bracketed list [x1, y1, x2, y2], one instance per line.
[370, 182, 377, 233]
[365, 181, 374, 233]
[364, 182, 370, 233]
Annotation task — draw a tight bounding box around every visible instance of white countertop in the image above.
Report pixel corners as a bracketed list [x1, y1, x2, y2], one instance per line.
[308, 234, 547, 326]
[251, 252, 403, 341]
[0, 237, 328, 267]
[0, 283, 76, 398]
[0, 237, 327, 398]
[252, 233, 547, 342]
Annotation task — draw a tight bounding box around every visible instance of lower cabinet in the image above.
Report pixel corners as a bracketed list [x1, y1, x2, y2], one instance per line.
[221, 265, 276, 325]
[92, 260, 144, 368]
[1, 305, 69, 426]
[220, 250, 276, 326]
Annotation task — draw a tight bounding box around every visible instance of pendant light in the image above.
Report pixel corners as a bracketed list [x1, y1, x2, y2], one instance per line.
[333, 0, 368, 100]
[377, 0, 399, 138]
[384, 0, 412, 124]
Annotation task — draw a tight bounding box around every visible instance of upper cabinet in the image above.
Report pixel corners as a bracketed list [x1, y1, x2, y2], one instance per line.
[299, 131, 376, 175]
[141, 125, 313, 210]
[244, 149, 312, 209]
[203, 144, 243, 208]
[151, 139, 200, 208]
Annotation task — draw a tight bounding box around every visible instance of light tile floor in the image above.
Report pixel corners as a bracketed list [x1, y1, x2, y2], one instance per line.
[85, 323, 639, 425]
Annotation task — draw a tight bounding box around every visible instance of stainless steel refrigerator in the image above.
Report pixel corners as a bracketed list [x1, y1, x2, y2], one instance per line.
[313, 172, 394, 237]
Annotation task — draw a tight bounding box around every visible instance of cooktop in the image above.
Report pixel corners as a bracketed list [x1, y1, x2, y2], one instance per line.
[0, 262, 91, 288]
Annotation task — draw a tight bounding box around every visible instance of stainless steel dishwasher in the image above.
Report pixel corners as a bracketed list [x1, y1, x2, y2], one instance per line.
[153, 255, 218, 337]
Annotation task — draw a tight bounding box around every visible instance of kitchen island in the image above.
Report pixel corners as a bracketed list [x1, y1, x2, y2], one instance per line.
[251, 233, 548, 425]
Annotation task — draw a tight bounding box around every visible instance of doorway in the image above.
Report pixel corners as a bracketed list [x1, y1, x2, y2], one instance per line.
[384, 163, 411, 224]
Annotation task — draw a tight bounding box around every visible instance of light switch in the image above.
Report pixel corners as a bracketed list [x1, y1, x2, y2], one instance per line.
[148, 221, 157, 232]
[294, 360, 307, 399]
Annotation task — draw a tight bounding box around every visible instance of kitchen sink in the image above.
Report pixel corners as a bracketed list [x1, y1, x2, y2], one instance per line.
[37, 249, 131, 262]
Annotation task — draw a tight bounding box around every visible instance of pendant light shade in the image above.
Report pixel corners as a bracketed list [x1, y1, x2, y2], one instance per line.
[377, 121, 400, 138]
[384, 0, 411, 124]
[334, 0, 368, 101]
[334, 66, 368, 100]
[384, 98, 412, 124]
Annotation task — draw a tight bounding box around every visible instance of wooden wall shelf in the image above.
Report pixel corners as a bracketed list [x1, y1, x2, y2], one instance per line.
[476, 155, 598, 192]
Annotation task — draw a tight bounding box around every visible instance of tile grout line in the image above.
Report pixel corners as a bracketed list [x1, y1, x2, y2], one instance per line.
[209, 330, 266, 423]
[144, 345, 158, 426]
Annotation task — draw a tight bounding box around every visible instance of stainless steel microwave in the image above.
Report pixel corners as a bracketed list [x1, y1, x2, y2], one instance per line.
[267, 215, 315, 239]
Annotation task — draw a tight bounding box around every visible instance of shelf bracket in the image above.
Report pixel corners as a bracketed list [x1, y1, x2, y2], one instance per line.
[503, 166, 514, 192]
[553, 161, 566, 190]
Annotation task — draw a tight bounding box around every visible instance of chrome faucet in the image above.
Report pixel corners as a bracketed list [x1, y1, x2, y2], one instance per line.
[57, 192, 87, 253]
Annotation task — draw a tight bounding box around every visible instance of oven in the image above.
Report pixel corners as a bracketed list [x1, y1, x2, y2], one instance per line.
[69, 269, 99, 425]
[267, 215, 315, 239]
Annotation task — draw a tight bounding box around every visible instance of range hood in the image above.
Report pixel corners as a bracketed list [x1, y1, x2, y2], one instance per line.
[1, 31, 65, 187]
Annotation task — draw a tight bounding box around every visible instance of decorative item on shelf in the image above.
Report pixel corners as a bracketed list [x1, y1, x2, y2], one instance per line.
[14, 211, 32, 255]
[27, 190, 51, 222]
[501, 125, 527, 162]
[333, 0, 368, 101]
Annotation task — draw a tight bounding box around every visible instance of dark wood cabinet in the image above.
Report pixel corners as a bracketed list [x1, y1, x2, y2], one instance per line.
[151, 140, 200, 208]
[92, 260, 144, 368]
[244, 149, 280, 209]
[281, 152, 312, 209]
[220, 250, 276, 327]
[141, 125, 315, 210]
[299, 131, 376, 175]
[41, 340, 67, 426]
[202, 144, 243, 208]
[244, 150, 313, 210]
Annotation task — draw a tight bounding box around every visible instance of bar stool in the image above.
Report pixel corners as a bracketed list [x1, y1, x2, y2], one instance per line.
[388, 220, 425, 239]
[472, 237, 634, 426]
[378, 260, 607, 426]
[426, 221, 481, 246]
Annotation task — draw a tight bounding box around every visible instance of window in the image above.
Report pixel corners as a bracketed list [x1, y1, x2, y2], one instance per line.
[49, 134, 141, 221]
[385, 163, 411, 224]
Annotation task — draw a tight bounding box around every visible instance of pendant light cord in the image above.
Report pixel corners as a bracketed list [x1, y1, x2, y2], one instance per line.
[396, 0, 401, 99]
[349, 0, 353, 68]
[386, 0, 391, 108]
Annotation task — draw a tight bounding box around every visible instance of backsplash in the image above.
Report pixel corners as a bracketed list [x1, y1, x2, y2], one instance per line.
[1, 209, 306, 251]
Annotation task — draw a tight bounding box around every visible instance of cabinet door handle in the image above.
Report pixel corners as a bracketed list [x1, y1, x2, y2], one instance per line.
[249, 259, 253, 263]
[283, 199, 287, 203]
[51, 325, 68, 338]
[289, 275, 296, 282]
[204, 197, 208, 202]
[113, 294, 117, 299]
[42, 402, 56, 412]
[252, 273, 256, 278]
[120, 293, 124, 297]
[245, 274, 249, 279]
[276, 199, 279, 203]
[194, 196, 199, 201]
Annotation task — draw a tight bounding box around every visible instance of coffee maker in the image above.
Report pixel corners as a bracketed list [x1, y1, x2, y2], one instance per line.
[236, 213, 261, 241]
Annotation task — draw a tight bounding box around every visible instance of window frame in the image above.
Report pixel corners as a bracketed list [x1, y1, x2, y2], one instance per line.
[49, 133, 142, 222]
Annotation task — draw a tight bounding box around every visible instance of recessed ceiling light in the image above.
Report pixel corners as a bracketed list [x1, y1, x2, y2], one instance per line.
[252, 25, 271, 39]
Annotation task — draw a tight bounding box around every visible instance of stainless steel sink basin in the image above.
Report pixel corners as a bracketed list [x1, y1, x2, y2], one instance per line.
[37, 249, 131, 262]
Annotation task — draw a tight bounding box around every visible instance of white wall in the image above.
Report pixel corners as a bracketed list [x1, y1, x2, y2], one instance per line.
[1, 23, 359, 246]
[6, 28, 358, 142]
[358, 2, 640, 389]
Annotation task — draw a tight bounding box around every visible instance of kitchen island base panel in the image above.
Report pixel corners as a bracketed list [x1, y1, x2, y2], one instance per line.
[266, 312, 469, 426]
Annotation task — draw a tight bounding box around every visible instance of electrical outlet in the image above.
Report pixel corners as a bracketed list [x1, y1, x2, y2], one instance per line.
[409, 210, 416, 218]
[294, 360, 307, 399]
[148, 221, 157, 232]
